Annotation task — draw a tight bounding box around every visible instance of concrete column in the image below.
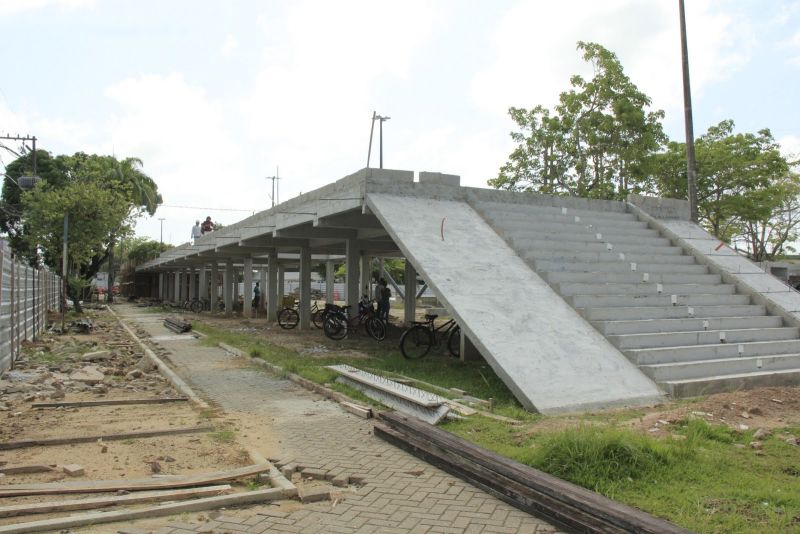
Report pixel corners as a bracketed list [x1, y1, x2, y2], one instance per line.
[198, 267, 207, 301]
[232, 266, 240, 313]
[158, 273, 164, 300]
[188, 268, 196, 300]
[404, 259, 417, 325]
[224, 260, 233, 316]
[243, 257, 254, 319]
[325, 261, 334, 303]
[277, 265, 285, 307]
[267, 251, 278, 321]
[345, 238, 360, 309]
[360, 254, 371, 300]
[460, 331, 482, 362]
[210, 263, 219, 311]
[299, 245, 311, 329]
[173, 271, 180, 302]
[259, 268, 267, 311]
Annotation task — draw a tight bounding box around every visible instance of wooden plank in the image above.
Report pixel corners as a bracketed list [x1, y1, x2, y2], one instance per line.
[0, 486, 295, 534]
[374, 424, 618, 534]
[0, 425, 214, 450]
[340, 401, 373, 419]
[0, 465, 54, 475]
[31, 397, 189, 409]
[377, 413, 690, 534]
[0, 463, 272, 497]
[0, 484, 231, 518]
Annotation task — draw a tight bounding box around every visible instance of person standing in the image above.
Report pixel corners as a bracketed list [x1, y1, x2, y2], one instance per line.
[252, 281, 261, 311]
[191, 220, 202, 243]
[201, 216, 214, 234]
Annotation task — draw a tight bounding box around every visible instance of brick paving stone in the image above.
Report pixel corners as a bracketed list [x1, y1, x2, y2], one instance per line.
[117, 306, 556, 534]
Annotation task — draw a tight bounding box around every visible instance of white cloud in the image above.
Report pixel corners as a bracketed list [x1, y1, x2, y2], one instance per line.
[0, 0, 94, 17]
[780, 134, 800, 161]
[219, 34, 238, 57]
[782, 30, 800, 66]
[103, 73, 251, 244]
[470, 0, 754, 122]
[241, 0, 438, 195]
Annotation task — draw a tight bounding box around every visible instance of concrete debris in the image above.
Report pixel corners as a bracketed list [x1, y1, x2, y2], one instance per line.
[126, 369, 144, 380]
[62, 464, 85, 476]
[69, 366, 105, 385]
[749, 441, 763, 450]
[82, 350, 113, 362]
[753, 428, 771, 440]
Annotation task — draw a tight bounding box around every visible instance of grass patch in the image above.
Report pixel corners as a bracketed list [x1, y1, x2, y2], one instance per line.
[208, 430, 235, 443]
[446, 416, 800, 533]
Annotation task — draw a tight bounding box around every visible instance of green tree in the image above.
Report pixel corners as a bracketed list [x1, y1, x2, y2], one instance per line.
[2, 150, 162, 309]
[491, 42, 666, 200]
[654, 120, 796, 260]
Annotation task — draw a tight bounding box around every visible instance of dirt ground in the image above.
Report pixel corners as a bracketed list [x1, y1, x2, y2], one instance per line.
[0, 308, 251, 527]
[3, 304, 800, 529]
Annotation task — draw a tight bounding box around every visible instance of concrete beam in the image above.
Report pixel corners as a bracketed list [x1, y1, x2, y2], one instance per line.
[274, 226, 357, 239]
[314, 212, 384, 229]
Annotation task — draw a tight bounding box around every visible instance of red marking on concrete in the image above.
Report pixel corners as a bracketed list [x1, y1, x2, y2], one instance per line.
[714, 242, 725, 251]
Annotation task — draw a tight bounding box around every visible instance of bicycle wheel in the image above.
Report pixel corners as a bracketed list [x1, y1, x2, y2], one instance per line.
[311, 309, 324, 329]
[366, 317, 386, 341]
[190, 299, 203, 313]
[324, 314, 348, 340]
[400, 325, 433, 359]
[278, 308, 300, 329]
[447, 325, 461, 358]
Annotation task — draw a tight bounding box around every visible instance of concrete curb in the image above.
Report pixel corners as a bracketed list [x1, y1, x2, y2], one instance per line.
[107, 306, 209, 409]
[109, 309, 297, 496]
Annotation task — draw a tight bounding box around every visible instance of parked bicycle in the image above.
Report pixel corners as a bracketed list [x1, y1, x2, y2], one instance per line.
[399, 313, 460, 359]
[323, 296, 385, 341]
[278, 300, 328, 329]
[189, 297, 224, 313]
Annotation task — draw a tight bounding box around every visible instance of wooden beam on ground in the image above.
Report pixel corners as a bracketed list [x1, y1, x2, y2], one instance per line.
[0, 426, 214, 451]
[31, 397, 189, 409]
[0, 463, 273, 497]
[0, 465, 54, 476]
[0, 484, 231, 518]
[0, 486, 296, 534]
[376, 412, 690, 534]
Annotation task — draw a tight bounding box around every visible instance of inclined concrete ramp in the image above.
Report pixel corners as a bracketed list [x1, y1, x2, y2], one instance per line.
[367, 193, 664, 414]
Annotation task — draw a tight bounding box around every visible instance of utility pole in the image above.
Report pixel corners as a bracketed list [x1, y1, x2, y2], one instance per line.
[0, 134, 38, 185]
[158, 218, 165, 244]
[266, 166, 281, 207]
[376, 114, 390, 169]
[679, 0, 699, 223]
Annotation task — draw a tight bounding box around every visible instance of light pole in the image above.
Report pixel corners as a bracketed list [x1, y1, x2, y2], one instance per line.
[679, 0, 699, 223]
[266, 166, 280, 207]
[158, 218, 165, 244]
[366, 112, 390, 169]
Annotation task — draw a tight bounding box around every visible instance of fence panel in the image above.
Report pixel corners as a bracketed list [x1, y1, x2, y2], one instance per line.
[0, 246, 62, 375]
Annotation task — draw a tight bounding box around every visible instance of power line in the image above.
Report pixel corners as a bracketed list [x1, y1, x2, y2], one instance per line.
[159, 204, 258, 213]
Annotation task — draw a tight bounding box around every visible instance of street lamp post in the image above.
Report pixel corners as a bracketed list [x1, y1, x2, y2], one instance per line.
[366, 112, 390, 169]
[679, 0, 699, 223]
[158, 218, 165, 244]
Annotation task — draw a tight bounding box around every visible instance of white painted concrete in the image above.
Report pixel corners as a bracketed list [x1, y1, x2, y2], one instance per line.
[367, 193, 663, 414]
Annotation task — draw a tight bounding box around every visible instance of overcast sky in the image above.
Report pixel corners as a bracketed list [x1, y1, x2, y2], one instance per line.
[1, 0, 798, 245]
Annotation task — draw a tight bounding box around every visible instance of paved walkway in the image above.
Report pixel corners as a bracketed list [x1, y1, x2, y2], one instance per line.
[112, 306, 557, 534]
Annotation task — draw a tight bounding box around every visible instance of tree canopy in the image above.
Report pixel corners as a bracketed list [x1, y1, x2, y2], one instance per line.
[1, 150, 162, 295]
[490, 42, 666, 200]
[492, 41, 799, 261]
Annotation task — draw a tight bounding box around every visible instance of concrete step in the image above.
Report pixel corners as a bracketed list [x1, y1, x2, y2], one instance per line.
[512, 233, 672, 249]
[582, 304, 767, 321]
[525, 250, 694, 265]
[661, 368, 800, 397]
[570, 293, 750, 309]
[534, 260, 709, 274]
[626, 339, 800, 365]
[544, 271, 722, 285]
[609, 327, 799, 350]
[510, 239, 684, 256]
[641, 353, 800, 383]
[496, 218, 657, 237]
[593, 315, 783, 335]
[558, 282, 735, 297]
[482, 202, 636, 221]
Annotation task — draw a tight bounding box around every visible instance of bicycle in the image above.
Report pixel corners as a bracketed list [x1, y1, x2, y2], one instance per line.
[279, 299, 330, 329]
[323, 296, 385, 341]
[399, 313, 460, 359]
[190, 297, 224, 313]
